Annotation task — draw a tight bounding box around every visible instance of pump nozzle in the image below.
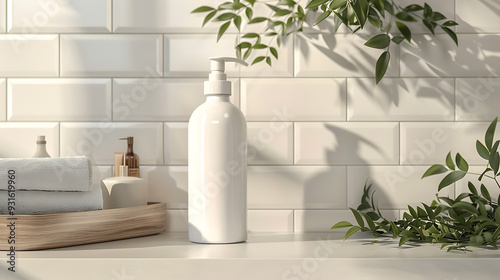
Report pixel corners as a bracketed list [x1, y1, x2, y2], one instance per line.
[205, 57, 248, 95]
[209, 57, 248, 72]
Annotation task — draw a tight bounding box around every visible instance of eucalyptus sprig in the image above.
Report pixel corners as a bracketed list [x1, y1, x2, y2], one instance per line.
[333, 117, 500, 252]
[192, 0, 458, 84]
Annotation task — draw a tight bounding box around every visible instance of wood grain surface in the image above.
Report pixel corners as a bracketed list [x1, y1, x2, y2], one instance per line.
[0, 202, 166, 250]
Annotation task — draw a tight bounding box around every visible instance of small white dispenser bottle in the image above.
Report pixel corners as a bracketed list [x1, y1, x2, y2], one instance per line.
[188, 57, 248, 243]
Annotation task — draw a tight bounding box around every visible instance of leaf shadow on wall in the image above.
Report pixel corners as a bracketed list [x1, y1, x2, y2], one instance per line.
[353, 78, 455, 119]
[404, 32, 500, 116]
[145, 167, 188, 233]
[296, 32, 372, 75]
[301, 124, 394, 231]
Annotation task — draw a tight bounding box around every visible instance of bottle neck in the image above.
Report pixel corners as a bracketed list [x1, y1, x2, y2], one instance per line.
[127, 143, 134, 155]
[34, 143, 50, 158]
[206, 95, 230, 102]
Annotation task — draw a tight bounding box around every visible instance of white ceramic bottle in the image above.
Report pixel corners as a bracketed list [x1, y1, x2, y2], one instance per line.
[32, 135, 51, 158]
[188, 57, 248, 243]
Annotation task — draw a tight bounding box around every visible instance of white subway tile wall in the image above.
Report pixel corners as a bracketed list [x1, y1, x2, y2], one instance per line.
[7, 0, 112, 33]
[1, 1, 499, 232]
[8, 78, 112, 121]
[0, 79, 5, 121]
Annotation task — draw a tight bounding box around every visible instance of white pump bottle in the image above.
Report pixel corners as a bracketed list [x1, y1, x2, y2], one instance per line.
[188, 57, 248, 243]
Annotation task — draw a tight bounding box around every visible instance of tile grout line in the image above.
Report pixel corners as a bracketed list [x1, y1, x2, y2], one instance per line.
[110, 0, 113, 33]
[5, 77, 7, 121]
[110, 78, 114, 122]
[58, 122, 61, 157]
[5, 0, 7, 33]
[58, 34, 61, 77]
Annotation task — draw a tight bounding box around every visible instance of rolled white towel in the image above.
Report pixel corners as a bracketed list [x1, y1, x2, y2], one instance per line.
[0, 157, 92, 192]
[0, 186, 103, 215]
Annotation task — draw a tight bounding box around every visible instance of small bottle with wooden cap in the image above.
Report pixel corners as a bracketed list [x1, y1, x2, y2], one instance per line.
[33, 135, 51, 158]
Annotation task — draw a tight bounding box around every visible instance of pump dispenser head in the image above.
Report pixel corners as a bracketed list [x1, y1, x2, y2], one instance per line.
[204, 57, 248, 95]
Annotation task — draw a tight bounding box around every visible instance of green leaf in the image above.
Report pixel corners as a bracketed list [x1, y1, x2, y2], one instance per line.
[422, 164, 448, 179]
[270, 47, 278, 59]
[455, 192, 469, 202]
[446, 152, 455, 170]
[314, 10, 331, 26]
[368, 11, 383, 29]
[431, 12, 446, 21]
[485, 117, 498, 150]
[395, 11, 417, 22]
[217, 21, 231, 42]
[329, 0, 348, 10]
[251, 56, 266, 65]
[350, 208, 365, 228]
[391, 35, 405, 44]
[242, 33, 260, 39]
[417, 206, 428, 218]
[202, 11, 217, 27]
[399, 236, 410, 246]
[364, 34, 390, 49]
[384, 0, 394, 15]
[495, 206, 500, 224]
[237, 42, 252, 49]
[373, 0, 385, 15]
[478, 168, 492, 181]
[403, 212, 413, 221]
[489, 151, 500, 174]
[243, 48, 252, 60]
[443, 20, 458, 26]
[248, 17, 267, 24]
[366, 211, 380, 221]
[245, 7, 253, 20]
[408, 206, 418, 219]
[403, 4, 423, 12]
[252, 43, 267, 49]
[477, 200, 487, 217]
[468, 182, 478, 195]
[423, 19, 437, 35]
[375, 51, 390, 84]
[331, 221, 353, 229]
[453, 202, 479, 215]
[396, 21, 411, 42]
[362, 213, 377, 231]
[441, 26, 458, 46]
[480, 184, 492, 201]
[306, 0, 329, 9]
[344, 226, 361, 240]
[483, 232, 493, 243]
[476, 140, 490, 160]
[455, 153, 469, 172]
[438, 171, 466, 191]
[233, 16, 242, 30]
[192, 6, 215, 13]
[423, 3, 433, 18]
[492, 140, 500, 154]
[390, 221, 400, 238]
[265, 56, 272, 66]
[350, 0, 368, 28]
[274, 9, 292, 17]
[215, 13, 237, 21]
[439, 196, 455, 206]
[423, 203, 435, 220]
[357, 202, 371, 211]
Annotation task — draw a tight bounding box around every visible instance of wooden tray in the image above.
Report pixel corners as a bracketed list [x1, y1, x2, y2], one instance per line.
[0, 202, 166, 250]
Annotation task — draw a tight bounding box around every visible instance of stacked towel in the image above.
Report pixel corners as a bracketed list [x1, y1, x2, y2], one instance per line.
[0, 157, 103, 215]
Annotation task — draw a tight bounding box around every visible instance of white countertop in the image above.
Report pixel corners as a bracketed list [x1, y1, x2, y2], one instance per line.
[2, 232, 500, 280]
